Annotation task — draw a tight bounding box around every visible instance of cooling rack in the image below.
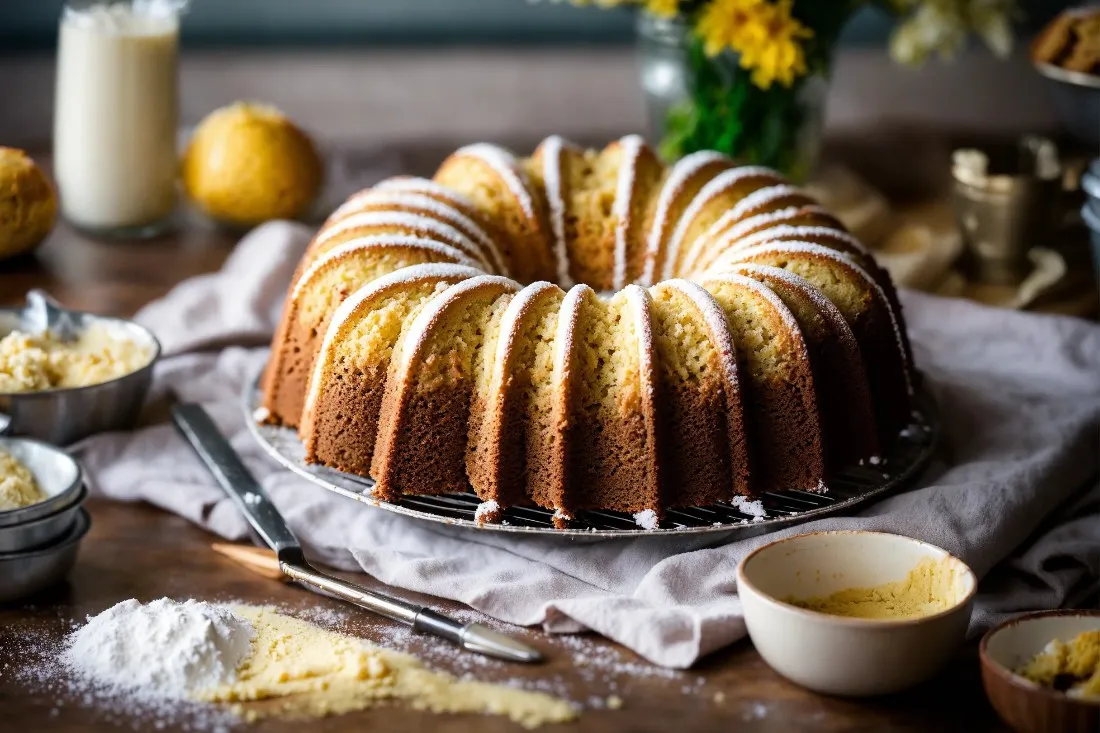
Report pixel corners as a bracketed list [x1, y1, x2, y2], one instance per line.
[245, 377, 938, 539]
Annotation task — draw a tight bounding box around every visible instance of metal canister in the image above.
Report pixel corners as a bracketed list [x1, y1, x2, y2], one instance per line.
[951, 136, 1062, 285]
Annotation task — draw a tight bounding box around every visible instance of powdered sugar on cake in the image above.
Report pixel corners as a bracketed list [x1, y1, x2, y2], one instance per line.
[662, 166, 777, 281]
[540, 135, 576, 288]
[328, 191, 506, 273]
[314, 211, 489, 268]
[643, 150, 729, 284]
[291, 235, 479, 300]
[612, 134, 644, 290]
[456, 143, 538, 221]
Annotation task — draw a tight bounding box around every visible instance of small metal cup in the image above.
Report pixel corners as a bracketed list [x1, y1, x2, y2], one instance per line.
[951, 136, 1062, 285]
[0, 291, 160, 445]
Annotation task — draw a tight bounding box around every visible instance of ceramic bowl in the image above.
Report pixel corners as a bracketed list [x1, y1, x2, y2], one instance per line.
[0, 437, 84, 527]
[0, 290, 160, 445]
[980, 610, 1100, 733]
[737, 530, 977, 697]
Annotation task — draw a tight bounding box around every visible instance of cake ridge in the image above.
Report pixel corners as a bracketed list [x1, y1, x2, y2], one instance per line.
[467, 280, 564, 507]
[325, 190, 506, 272]
[701, 271, 826, 493]
[300, 262, 484, 420]
[726, 240, 913, 396]
[728, 184, 811, 221]
[373, 176, 483, 212]
[290, 235, 479, 300]
[313, 210, 493, 270]
[538, 135, 579, 289]
[612, 135, 645, 291]
[728, 262, 880, 466]
[455, 143, 538, 221]
[643, 150, 732, 285]
[656, 278, 751, 498]
[731, 224, 869, 256]
[662, 165, 779, 281]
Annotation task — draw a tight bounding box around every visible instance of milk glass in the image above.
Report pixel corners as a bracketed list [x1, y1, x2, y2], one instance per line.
[54, 1, 182, 237]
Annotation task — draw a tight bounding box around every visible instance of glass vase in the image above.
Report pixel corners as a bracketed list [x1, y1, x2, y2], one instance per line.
[636, 12, 829, 183]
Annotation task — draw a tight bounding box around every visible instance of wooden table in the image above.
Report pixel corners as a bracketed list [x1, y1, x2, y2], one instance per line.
[0, 500, 1006, 732]
[0, 142, 1014, 732]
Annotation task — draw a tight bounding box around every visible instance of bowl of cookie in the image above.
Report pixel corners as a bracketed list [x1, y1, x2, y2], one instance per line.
[1032, 6, 1100, 147]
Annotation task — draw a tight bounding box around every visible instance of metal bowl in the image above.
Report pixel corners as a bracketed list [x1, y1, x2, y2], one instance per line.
[1079, 160, 1100, 287]
[0, 291, 161, 445]
[1034, 62, 1100, 148]
[0, 506, 89, 603]
[0, 487, 86, 553]
[0, 437, 83, 527]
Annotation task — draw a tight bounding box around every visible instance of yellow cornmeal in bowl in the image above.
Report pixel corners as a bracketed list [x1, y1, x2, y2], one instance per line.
[195, 606, 577, 728]
[0, 324, 152, 393]
[1017, 630, 1100, 700]
[0, 449, 46, 511]
[786, 556, 968, 620]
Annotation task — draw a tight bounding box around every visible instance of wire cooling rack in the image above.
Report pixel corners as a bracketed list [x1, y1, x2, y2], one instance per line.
[245, 377, 938, 539]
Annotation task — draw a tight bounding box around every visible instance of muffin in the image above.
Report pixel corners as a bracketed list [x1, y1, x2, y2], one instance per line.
[0, 147, 57, 260]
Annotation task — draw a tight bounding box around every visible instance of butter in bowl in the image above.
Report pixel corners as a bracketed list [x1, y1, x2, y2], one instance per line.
[736, 530, 977, 696]
[0, 436, 90, 602]
[0, 290, 160, 445]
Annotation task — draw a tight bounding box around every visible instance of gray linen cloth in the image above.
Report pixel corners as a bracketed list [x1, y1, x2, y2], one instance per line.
[74, 221, 1100, 668]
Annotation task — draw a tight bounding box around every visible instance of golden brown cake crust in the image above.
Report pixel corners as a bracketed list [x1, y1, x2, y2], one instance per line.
[702, 274, 826, 494]
[263, 137, 915, 523]
[733, 264, 879, 469]
[371, 276, 519, 501]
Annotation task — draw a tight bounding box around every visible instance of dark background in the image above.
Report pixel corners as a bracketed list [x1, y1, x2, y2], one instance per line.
[0, 0, 1068, 51]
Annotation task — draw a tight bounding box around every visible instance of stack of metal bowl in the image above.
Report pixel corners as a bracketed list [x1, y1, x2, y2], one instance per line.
[0, 437, 90, 602]
[0, 291, 161, 601]
[1079, 160, 1100, 288]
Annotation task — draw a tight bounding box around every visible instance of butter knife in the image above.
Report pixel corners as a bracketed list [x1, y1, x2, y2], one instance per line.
[171, 403, 543, 664]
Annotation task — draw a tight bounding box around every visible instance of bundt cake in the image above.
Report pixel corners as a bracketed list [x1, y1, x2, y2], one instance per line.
[263, 136, 915, 527]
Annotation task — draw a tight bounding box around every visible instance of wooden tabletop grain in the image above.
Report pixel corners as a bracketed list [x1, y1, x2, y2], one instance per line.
[0, 501, 1006, 733]
[0, 140, 1017, 732]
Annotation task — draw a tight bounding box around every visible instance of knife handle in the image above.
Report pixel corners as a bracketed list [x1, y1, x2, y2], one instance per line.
[172, 403, 299, 553]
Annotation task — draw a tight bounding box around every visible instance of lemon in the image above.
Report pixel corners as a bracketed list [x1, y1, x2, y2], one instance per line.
[0, 147, 56, 260]
[182, 102, 323, 227]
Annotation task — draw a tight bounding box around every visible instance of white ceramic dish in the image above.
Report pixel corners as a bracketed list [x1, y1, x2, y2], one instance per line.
[737, 530, 977, 697]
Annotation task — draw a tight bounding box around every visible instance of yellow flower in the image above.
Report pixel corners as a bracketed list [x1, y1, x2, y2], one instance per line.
[696, 0, 812, 89]
[644, 0, 680, 17]
[740, 1, 813, 88]
[696, 0, 768, 58]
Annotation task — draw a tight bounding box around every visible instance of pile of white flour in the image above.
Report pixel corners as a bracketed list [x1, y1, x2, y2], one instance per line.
[62, 598, 254, 699]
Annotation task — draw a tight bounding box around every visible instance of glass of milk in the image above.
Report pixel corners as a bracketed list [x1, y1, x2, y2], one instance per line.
[54, 1, 184, 237]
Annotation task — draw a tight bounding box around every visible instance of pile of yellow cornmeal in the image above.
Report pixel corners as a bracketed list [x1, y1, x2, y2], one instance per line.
[0, 450, 46, 511]
[0, 325, 151, 393]
[787, 557, 968, 620]
[1018, 630, 1100, 700]
[198, 606, 577, 728]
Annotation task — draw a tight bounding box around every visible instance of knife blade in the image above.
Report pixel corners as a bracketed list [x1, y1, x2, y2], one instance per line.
[171, 402, 543, 664]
